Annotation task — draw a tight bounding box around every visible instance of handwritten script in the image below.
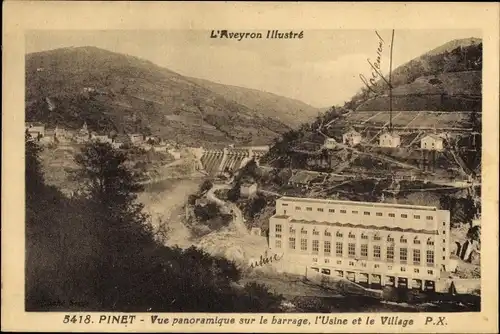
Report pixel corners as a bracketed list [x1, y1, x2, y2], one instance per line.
[249, 252, 284, 268]
[359, 31, 391, 93]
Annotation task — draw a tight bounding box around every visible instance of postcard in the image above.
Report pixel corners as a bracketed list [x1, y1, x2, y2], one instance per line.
[2, 2, 499, 333]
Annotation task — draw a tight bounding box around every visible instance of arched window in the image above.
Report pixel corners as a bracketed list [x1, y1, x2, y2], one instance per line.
[336, 231, 343, 238]
[400, 235, 407, 244]
[348, 232, 356, 239]
[373, 233, 381, 241]
[427, 238, 434, 246]
[387, 234, 394, 242]
[413, 237, 421, 245]
[361, 233, 369, 240]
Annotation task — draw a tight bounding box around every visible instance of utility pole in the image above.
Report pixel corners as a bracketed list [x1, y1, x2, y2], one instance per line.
[389, 29, 395, 133]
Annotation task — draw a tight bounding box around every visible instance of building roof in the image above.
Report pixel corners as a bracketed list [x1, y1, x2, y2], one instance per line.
[278, 196, 438, 211]
[26, 122, 44, 128]
[289, 171, 322, 184]
[275, 216, 438, 235]
[380, 132, 400, 139]
[113, 134, 130, 143]
[422, 133, 443, 141]
[344, 129, 361, 136]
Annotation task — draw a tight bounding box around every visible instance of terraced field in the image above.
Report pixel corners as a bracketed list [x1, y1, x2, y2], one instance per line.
[334, 111, 475, 130]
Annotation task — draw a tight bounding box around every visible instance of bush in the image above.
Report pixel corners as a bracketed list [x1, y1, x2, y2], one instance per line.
[245, 194, 268, 219]
[199, 179, 213, 194]
[194, 202, 220, 222]
[227, 182, 241, 202]
[234, 282, 284, 312]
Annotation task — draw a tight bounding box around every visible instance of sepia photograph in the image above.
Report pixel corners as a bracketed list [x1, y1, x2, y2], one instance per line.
[24, 28, 483, 313]
[2, 2, 498, 333]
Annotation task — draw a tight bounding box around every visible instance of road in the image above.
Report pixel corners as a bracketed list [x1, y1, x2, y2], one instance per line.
[258, 189, 282, 197]
[206, 184, 248, 235]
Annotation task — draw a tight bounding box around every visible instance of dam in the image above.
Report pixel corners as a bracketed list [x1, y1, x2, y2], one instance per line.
[192, 145, 269, 177]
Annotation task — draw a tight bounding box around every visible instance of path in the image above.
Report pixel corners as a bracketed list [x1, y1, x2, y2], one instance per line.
[206, 184, 248, 235]
[258, 189, 282, 197]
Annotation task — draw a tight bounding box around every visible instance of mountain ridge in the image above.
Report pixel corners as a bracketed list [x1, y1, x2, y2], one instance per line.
[25, 46, 319, 146]
[345, 37, 482, 112]
[186, 77, 320, 128]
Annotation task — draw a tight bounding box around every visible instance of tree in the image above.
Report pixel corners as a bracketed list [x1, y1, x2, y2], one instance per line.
[466, 225, 481, 243]
[25, 133, 45, 196]
[245, 194, 267, 219]
[74, 142, 156, 308]
[462, 195, 478, 226]
[199, 179, 213, 194]
[26, 140, 285, 312]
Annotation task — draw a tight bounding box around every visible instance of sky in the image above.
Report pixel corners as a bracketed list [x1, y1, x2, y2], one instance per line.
[26, 29, 480, 107]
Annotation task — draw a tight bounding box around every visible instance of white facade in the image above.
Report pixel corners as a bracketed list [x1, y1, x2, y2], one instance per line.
[240, 183, 258, 198]
[421, 134, 444, 151]
[268, 196, 450, 291]
[342, 130, 362, 146]
[167, 149, 181, 159]
[323, 138, 337, 149]
[91, 134, 112, 144]
[112, 142, 124, 149]
[25, 123, 45, 139]
[379, 132, 401, 148]
[129, 134, 144, 144]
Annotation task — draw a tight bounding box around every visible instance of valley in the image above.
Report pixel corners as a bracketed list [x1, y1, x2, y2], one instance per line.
[27, 34, 483, 312]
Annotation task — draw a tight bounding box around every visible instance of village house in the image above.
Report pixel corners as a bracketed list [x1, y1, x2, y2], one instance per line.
[167, 148, 182, 160]
[240, 182, 258, 198]
[112, 134, 130, 149]
[54, 126, 72, 143]
[342, 129, 362, 146]
[420, 134, 444, 151]
[145, 135, 161, 144]
[39, 128, 55, 145]
[323, 137, 337, 149]
[153, 144, 168, 153]
[379, 132, 401, 148]
[74, 122, 90, 143]
[90, 132, 112, 144]
[25, 122, 45, 140]
[129, 133, 144, 145]
[288, 171, 326, 189]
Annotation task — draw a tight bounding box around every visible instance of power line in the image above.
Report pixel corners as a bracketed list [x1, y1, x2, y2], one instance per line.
[389, 29, 395, 132]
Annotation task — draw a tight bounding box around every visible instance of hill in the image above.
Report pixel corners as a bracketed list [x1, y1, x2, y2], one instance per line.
[425, 37, 482, 56]
[187, 77, 320, 128]
[25, 46, 317, 146]
[347, 38, 482, 112]
[262, 37, 482, 179]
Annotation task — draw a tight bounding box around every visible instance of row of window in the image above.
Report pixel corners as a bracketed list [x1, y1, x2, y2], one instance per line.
[314, 260, 434, 276]
[275, 225, 436, 245]
[282, 204, 435, 220]
[278, 239, 436, 265]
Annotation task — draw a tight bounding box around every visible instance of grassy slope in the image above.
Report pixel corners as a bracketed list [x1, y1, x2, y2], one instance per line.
[26, 46, 296, 146]
[187, 77, 321, 128]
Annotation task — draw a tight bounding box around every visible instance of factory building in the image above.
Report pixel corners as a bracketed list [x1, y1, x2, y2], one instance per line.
[268, 196, 450, 291]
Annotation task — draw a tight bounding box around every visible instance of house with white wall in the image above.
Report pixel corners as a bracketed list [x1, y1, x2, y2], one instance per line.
[421, 134, 444, 151]
[323, 137, 337, 149]
[342, 130, 362, 146]
[379, 132, 401, 148]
